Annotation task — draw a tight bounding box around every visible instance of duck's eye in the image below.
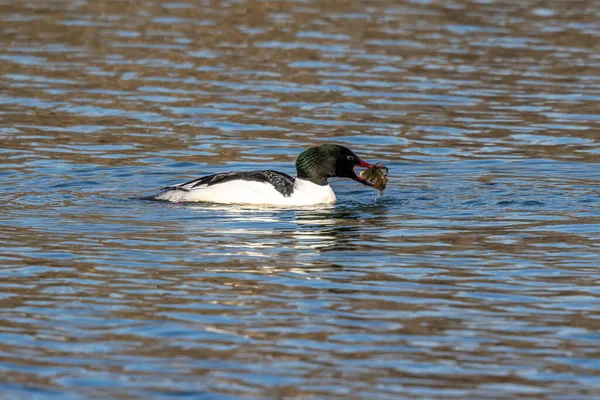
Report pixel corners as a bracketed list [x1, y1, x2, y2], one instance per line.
[346, 155, 355, 161]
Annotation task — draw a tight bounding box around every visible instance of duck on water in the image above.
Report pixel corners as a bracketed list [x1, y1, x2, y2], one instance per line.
[154, 144, 379, 206]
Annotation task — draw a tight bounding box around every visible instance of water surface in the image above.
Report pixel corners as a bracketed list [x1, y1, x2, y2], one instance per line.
[1, 0, 600, 398]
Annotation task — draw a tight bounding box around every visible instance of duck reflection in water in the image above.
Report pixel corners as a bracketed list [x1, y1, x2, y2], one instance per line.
[180, 201, 390, 265]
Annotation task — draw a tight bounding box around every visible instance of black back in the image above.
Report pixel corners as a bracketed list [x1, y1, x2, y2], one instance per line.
[165, 170, 296, 197]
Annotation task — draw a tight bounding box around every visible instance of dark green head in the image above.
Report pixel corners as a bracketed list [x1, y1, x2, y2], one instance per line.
[295, 144, 375, 186]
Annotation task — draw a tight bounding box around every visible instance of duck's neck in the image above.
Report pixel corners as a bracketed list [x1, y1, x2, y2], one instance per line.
[295, 147, 332, 186]
[296, 173, 328, 186]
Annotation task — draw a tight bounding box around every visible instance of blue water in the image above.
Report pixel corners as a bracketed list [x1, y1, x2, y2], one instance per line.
[1, 0, 600, 398]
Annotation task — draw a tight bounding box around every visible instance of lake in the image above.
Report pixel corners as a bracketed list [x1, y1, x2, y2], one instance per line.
[1, 0, 599, 398]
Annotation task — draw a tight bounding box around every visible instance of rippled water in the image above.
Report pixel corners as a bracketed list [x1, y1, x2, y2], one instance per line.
[2, 0, 600, 398]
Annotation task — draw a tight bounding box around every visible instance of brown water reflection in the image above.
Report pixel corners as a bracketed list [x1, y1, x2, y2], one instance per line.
[1, 0, 600, 398]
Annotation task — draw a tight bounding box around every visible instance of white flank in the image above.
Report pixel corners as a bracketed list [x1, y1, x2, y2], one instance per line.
[155, 178, 336, 206]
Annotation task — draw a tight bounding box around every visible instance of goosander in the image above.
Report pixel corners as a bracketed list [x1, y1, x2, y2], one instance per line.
[154, 144, 377, 206]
